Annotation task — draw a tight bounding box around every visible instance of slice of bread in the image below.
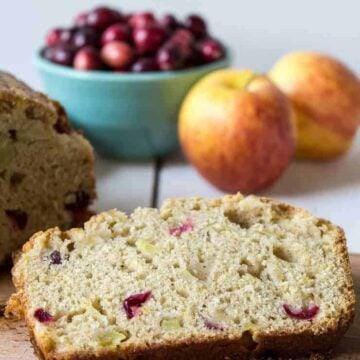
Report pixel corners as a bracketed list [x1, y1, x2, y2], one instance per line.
[0, 72, 96, 265]
[6, 194, 355, 359]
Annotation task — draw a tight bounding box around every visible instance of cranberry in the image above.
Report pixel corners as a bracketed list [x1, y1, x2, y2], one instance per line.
[169, 219, 194, 236]
[49, 250, 62, 265]
[34, 309, 54, 324]
[5, 209, 28, 230]
[186, 48, 203, 68]
[41, 46, 54, 61]
[283, 304, 320, 320]
[86, 7, 121, 31]
[185, 15, 207, 38]
[74, 12, 88, 27]
[59, 28, 77, 44]
[199, 39, 225, 63]
[170, 29, 195, 59]
[50, 44, 75, 66]
[123, 291, 152, 319]
[101, 41, 135, 69]
[133, 25, 166, 55]
[131, 57, 158, 72]
[160, 14, 178, 31]
[172, 29, 194, 44]
[65, 191, 90, 211]
[204, 319, 224, 331]
[157, 43, 185, 71]
[129, 12, 156, 28]
[101, 23, 131, 46]
[74, 46, 103, 71]
[45, 28, 62, 46]
[72, 27, 99, 49]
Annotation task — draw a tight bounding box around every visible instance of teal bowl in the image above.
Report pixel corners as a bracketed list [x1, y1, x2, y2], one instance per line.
[34, 51, 230, 160]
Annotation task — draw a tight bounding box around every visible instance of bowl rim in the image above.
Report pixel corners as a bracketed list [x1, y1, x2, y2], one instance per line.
[33, 48, 231, 82]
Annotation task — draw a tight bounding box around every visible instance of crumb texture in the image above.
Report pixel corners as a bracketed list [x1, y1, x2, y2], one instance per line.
[0, 71, 96, 264]
[7, 194, 355, 359]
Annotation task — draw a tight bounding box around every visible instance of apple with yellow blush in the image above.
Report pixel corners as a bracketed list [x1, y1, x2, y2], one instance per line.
[178, 69, 295, 193]
[269, 52, 360, 160]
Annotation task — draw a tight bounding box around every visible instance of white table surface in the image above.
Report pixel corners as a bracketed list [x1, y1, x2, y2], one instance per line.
[93, 133, 360, 254]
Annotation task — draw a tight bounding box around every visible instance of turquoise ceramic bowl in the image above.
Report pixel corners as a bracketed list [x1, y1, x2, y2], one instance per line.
[34, 51, 230, 160]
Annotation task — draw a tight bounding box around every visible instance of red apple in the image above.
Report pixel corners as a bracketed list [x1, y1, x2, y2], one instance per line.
[179, 69, 295, 193]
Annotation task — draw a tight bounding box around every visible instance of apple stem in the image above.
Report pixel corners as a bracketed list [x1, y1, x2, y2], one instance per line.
[244, 74, 258, 90]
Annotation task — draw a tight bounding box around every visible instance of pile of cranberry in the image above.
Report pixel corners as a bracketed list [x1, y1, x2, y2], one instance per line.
[41, 6, 226, 72]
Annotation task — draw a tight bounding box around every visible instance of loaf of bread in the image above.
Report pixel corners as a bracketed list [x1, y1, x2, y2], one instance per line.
[6, 194, 355, 359]
[0, 72, 96, 265]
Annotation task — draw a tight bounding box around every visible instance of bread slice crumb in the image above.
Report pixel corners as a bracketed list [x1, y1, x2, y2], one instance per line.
[6, 194, 355, 359]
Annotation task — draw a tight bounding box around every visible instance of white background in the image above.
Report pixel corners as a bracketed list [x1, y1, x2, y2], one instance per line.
[1, 0, 360, 89]
[0, 1, 359, 252]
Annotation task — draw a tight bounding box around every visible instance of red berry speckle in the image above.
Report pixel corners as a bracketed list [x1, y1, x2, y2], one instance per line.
[34, 309, 54, 324]
[283, 303, 320, 320]
[204, 318, 224, 331]
[169, 219, 194, 236]
[123, 291, 152, 319]
[49, 250, 62, 265]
